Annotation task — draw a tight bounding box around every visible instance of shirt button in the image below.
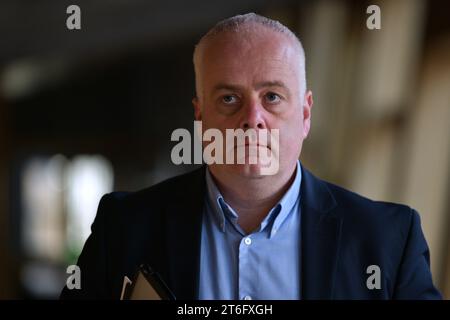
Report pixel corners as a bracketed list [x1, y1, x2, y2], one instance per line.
[244, 237, 252, 245]
[243, 295, 252, 300]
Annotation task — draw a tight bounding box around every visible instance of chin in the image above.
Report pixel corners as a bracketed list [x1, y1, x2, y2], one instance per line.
[226, 156, 281, 178]
[231, 163, 265, 178]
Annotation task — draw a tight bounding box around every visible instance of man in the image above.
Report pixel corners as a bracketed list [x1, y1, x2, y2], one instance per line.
[61, 13, 441, 299]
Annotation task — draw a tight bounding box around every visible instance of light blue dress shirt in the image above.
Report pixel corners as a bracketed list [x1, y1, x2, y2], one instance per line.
[198, 161, 302, 300]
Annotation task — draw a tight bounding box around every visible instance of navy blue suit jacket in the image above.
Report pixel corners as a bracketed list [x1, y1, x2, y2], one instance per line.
[60, 165, 442, 299]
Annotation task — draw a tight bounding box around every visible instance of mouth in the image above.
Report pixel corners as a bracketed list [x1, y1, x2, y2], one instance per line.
[235, 143, 271, 150]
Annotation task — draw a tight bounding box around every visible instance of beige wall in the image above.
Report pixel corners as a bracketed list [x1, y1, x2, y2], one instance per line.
[402, 38, 450, 291]
[293, 0, 449, 297]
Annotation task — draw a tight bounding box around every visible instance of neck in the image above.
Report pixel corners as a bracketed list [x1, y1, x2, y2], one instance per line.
[209, 162, 298, 233]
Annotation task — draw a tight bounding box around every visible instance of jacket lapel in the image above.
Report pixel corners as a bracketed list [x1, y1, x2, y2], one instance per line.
[164, 166, 206, 299]
[300, 166, 343, 299]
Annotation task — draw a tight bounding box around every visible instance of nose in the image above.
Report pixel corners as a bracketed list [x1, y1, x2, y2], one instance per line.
[239, 99, 267, 130]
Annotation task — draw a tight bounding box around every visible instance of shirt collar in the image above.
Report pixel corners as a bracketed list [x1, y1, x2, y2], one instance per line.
[205, 161, 302, 238]
[205, 168, 228, 231]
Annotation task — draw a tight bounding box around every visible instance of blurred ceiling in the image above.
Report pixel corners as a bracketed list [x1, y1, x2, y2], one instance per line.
[0, 0, 295, 66]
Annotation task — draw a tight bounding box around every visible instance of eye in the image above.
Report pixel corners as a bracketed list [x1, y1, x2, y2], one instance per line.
[222, 95, 239, 105]
[265, 92, 281, 104]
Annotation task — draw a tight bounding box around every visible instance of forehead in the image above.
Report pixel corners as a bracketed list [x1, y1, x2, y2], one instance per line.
[199, 28, 301, 85]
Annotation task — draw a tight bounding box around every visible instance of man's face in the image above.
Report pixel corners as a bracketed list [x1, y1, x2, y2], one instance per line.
[193, 27, 312, 179]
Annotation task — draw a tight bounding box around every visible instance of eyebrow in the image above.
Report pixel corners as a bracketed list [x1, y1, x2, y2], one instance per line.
[213, 80, 291, 95]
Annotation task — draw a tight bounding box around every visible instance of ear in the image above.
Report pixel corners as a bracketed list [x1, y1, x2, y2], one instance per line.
[302, 90, 313, 138]
[192, 97, 202, 121]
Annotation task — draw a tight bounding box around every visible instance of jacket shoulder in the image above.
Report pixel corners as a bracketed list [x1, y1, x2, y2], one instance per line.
[325, 180, 414, 222]
[319, 179, 419, 252]
[102, 166, 205, 211]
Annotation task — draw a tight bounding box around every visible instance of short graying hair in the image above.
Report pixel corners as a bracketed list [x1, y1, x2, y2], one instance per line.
[193, 13, 307, 100]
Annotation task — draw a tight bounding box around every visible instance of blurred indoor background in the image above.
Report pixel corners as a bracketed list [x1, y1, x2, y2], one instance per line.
[0, 0, 449, 299]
